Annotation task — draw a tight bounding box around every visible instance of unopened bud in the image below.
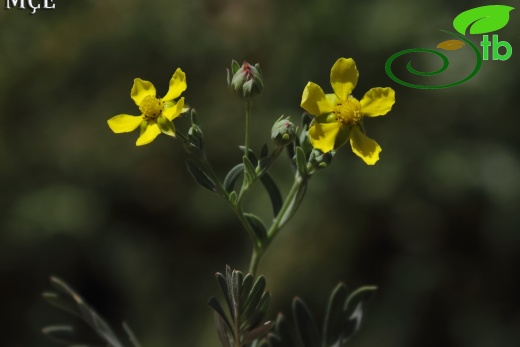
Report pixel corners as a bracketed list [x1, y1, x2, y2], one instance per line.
[309, 149, 335, 170]
[227, 60, 263, 101]
[271, 116, 296, 146]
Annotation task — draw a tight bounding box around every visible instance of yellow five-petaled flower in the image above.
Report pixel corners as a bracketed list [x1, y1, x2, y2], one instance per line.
[107, 68, 187, 146]
[301, 58, 395, 165]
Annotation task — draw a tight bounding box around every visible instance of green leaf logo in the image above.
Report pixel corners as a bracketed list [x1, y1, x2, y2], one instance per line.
[453, 5, 514, 35]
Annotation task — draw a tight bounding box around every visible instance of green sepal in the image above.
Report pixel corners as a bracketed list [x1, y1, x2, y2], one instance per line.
[293, 298, 321, 347]
[186, 160, 217, 192]
[231, 60, 241, 75]
[223, 164, 244, 193]
[259, 173, 282, 217]
[244, 213, 268, 244]
[294, 146, 308, 177]
[156, 115, 176, 137]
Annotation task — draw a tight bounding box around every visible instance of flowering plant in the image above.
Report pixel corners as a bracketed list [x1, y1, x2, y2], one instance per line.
[41, 58, 395, 347]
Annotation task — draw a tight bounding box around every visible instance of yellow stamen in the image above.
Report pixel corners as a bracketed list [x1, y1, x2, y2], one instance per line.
[139, 96, 164, 120]
[334, 96, 362, 126]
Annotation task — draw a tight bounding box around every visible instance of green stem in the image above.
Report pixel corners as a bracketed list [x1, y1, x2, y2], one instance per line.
[267, 173, 304, 240]
[244, 101, 252, 159]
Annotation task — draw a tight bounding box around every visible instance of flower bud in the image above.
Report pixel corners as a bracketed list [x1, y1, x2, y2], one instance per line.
[309, 148, 335, 170]
[227, 60, 263, 101]
[271, 116, 296, 146]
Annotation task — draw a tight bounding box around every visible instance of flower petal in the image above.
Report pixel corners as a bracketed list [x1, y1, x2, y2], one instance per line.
[107, 114, 143, 133]
[131, 78, 156, 106]
[301, 82, 334, 116]
[360, 87, 395, 117]
[162, 97, 185, 121]
[308, 122, 341, 153]
[162, 68, 187, 101]
[349, 126, 381, 165]
[136, 122, 161, 146]
[330, 58, 358, 101]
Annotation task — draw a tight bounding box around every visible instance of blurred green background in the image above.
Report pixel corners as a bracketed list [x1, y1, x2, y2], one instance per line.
[1, 0, 520, 346]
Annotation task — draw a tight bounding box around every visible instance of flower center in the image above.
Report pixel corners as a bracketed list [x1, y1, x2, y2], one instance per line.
[333, 96, 362, 126]
[139, 96, 164, 120]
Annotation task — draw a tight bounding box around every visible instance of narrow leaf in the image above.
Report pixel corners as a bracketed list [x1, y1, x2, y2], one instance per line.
[42, 325, 100, 345]
[243, 156, 257, 185]
[340, 286, 377, 342]
[215, 272, 233, 317]
[208, 296, 233, 332]
[294, 146, 308, 177]
[215, 311, 234, 347]
[260, 144, 269, 159]
[223, 164, 244, 193]
[260, 173, 282, 217]
[293, 298, 321, 347]
[186, 159, 216, 192]
[322, 283, 349, 347]
[42, 292, 81, 318]
[123, 322, 143, 347]
[241, 321, 275, 345]
[240, 146, 259, 166]
[279, 180, 307, 227]
[244, 213, 268, 243]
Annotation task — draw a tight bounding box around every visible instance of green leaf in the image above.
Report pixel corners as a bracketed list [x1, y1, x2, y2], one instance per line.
[186, 160, 216, 192]
[44, 277, 124, 347]
[340, 286, 377, 342]
[294, 146, 308, 177]
[242, 321, 274, 345]
[42, 325, 100, 346]
[293, 298, 321, 347]
[42, 292, 81, 318]
[123, 322, 143, 347]
[453, 5, 515, 35]
[240, 146, 259, 166]
[214, 311, 234, 347]
[279, 180, 307, 227]
[269, 313, 297, 347]
[208, 296, 233, 333]
[322, 283, 349, 346]
[190, 108, 200, 125]
[243, 156, 257, 185]
[244, 213, 268, 243]
[259, 173, 282, 217]
[223, 164, 244, 193]
[260, 144, 269, 159]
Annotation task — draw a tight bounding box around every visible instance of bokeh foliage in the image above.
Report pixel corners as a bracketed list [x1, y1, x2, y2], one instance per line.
[1, 0, 520, 346]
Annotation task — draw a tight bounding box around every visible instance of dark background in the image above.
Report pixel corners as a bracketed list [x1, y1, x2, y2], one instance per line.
[1, 0, 520, 346]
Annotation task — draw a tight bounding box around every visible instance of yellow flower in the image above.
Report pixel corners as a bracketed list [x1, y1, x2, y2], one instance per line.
[301, 58, 395, 165]
[107, 68, 187, 146]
